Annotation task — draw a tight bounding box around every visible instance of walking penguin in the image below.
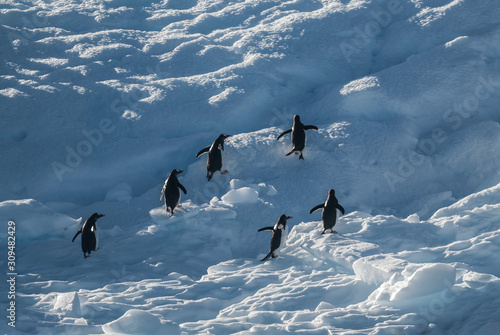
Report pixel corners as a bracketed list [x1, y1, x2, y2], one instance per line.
[160, 169, 187, 216]
[72, 213, 105, 258]
[258, 214, 293, 261]
[196, 134, 231, 181]
[277, 115, 318, 160]
[310, 189, 345, 234]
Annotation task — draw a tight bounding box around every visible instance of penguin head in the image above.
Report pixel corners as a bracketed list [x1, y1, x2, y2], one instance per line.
[328, 189, 336, 196]
[171, 169, 185, 176]
[90, 213, 105, 221]
[293, 115, 301, 123]
[217, 134, 231, 142]
[277, 214, 293, 229]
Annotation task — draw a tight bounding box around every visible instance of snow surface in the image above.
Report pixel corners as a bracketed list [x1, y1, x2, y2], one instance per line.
[2, 0, 500, 333]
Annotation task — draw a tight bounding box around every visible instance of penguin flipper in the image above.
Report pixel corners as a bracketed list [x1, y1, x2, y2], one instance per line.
[258, 226, 274, 232]
[304, 125, 319, 131]
[285, 150, 295, 156]
[196, 147, 210, 158]
[310, 204, 325, 214]
[337, 204, 345, 215]
[72, 229, 82, 243]
[261, 252, 273, 261]
[277, 129, 292, 140]
[178, 182, 187, 195]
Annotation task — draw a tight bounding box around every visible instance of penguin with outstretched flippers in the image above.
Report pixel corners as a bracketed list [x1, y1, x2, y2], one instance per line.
[196, 134, 231, 181]
[310, 189, 345, 234]
[259, 214, 293, 261]
[277, 115, 318, 160]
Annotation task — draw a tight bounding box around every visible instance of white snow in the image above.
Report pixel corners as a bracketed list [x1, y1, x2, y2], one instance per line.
[2, 0, 500, 334]
[222, 186, 259, 204]
[102, 309, 180, 335]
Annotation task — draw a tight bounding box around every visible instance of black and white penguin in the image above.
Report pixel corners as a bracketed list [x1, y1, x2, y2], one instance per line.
[258, 214, 293, 261]
[196, 134, 231, 181]
[310, 189, 345, 234]
[160, 169, 187, 216]
[72, 213, 105, 258]
[277, 115, 318, 160]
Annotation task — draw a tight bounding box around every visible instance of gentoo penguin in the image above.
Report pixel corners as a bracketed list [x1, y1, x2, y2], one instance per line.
[310, 189, 345, 234]
[72, 213, 105, 258]
[258, 214, 293, 261]
[160, 169, 187, 216]
[277, 115, 318, 160]
[196, 134, 231, 181]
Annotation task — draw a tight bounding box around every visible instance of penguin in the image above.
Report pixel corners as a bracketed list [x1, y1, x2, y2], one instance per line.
[258, 214, 293, 261]
[310, 189, 345, 234]
[160, 169, 187, 216]
[72, 213, 105, 258]
[277, 115, 318, 160]
[196, 134, 231, 181]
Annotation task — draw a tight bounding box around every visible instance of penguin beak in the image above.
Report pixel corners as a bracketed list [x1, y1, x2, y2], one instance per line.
[287, 216, 293, 220]
[179, 170, 185, 173]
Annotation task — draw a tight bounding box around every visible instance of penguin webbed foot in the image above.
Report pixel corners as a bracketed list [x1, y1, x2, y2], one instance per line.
[299, 153, 304, 160]
[221, 170, 228, 174]
[331, 230, 337, 234]
[272, 253, 278, 258]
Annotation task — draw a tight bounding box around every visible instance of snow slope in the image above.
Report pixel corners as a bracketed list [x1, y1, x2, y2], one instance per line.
[1, 0, 500, 334]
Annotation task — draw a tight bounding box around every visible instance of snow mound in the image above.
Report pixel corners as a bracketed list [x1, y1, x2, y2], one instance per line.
[0, 199, 80, 242]
[390, 263, 456, 302]
[221, 186, 259, 204]
[102, 309, 180, 335]
[53, 292, 81, 317]
[353, 255, 407, 286]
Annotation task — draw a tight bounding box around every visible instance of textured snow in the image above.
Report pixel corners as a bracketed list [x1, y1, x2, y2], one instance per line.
[2, 0, 500, 334]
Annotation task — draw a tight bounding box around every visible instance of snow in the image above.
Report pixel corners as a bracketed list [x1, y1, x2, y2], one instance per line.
[102, 309, 180, 335]
[2, 0, 500, 334]
[222, 185, 259, 204]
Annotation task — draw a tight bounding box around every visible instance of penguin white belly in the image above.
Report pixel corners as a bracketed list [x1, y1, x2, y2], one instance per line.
[276, 225, 289, 254]
[92, 223, 99, 250]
